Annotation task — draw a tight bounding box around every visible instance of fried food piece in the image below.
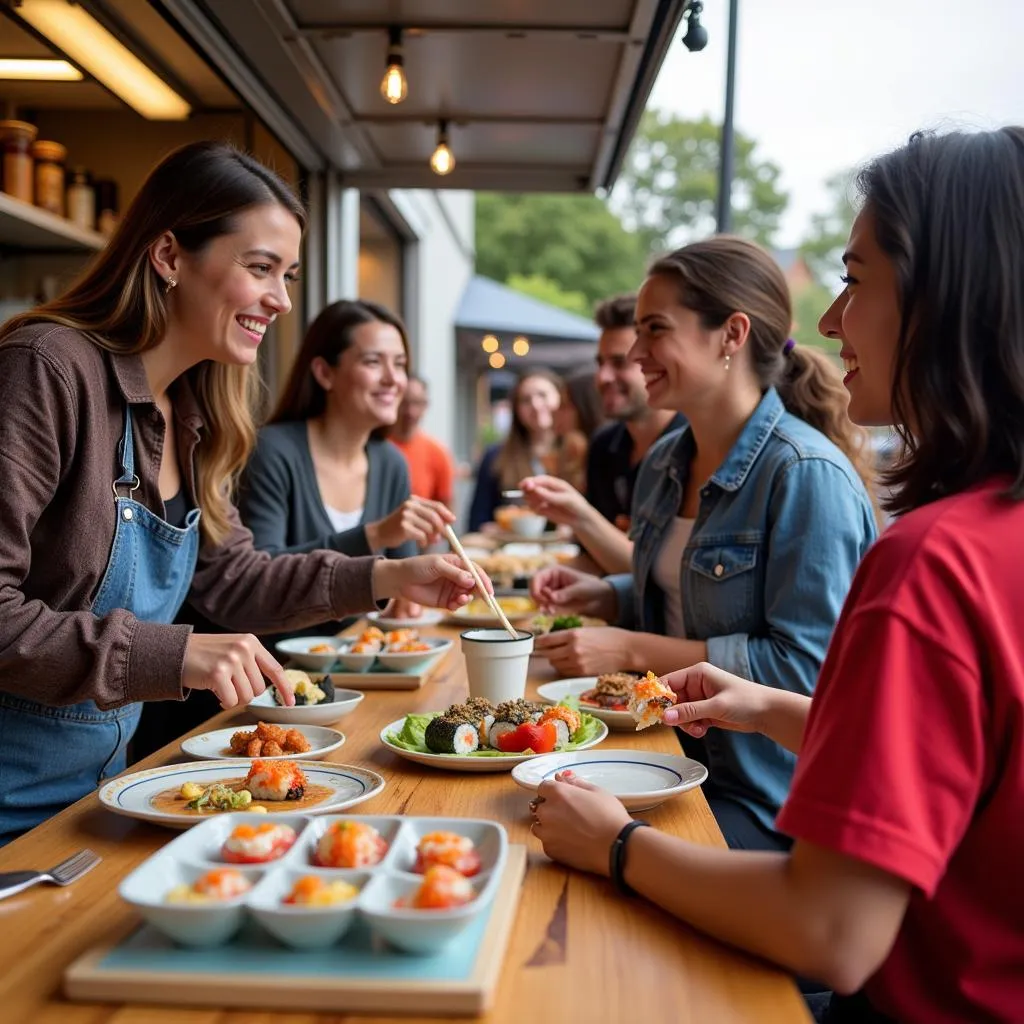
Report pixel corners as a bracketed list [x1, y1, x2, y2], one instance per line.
[284, 729, 311, 753]
[245, 737, 263, 757]
[262, 740, 284, 757]
[256, 721, 286, 743]
[229, 730, 253, 754]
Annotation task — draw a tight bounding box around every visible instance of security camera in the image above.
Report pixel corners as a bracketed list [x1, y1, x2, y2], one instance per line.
[682, 0, 709, 52]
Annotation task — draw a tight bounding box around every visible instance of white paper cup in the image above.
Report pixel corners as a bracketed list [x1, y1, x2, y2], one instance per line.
[460, 629, 534, 704]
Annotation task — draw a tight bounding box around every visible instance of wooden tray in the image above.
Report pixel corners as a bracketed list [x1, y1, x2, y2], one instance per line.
[65, 845, 526, 1016]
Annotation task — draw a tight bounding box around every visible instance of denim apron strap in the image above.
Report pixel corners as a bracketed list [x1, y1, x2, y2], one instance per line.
[0, 404, 202, 845]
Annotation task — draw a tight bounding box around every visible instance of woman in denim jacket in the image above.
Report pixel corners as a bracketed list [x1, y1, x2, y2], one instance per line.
[531, 237, 878, 851]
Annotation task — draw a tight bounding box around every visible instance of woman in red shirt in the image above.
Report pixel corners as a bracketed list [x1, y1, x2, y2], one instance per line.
[530, 126, 1024, 1023]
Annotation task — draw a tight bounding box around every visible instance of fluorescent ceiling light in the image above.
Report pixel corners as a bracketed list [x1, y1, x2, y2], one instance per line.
[0, 58, 82, 80]
[16, 0, 190, 120]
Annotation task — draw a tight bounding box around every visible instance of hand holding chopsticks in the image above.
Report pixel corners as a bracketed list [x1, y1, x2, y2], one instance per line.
[443, 525, 520, 639]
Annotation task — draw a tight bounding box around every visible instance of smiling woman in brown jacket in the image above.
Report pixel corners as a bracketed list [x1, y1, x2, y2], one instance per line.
[0, 141, 481, 843]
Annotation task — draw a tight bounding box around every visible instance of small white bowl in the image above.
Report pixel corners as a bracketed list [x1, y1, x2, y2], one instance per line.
[359, 870, 494, 955]
[374, 638, 452, 674]
[335, 644, 379, 673]
[119, 858, 263, 947]
[274, 636, 342, 672]
[509, 513, 548, 538]
[247, 867, 368, 949]
[248, 687, 365, 726]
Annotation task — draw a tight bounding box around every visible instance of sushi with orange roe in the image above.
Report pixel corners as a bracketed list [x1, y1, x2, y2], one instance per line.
[627, 671, 676, 730]
[282, 874, 359, 907]
[315, 820, 389, 868]
[221, 822, 296, 863]
[244, 759, 306, 801]
[383, 628, 419, 646]
[538, 704, 581, 746]
[166, 867, 251, 904]
[414, 831, 482, 877]
[396, 865, 475, 910]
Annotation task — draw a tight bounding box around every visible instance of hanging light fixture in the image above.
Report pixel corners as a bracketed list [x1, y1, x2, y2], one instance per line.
[379, 26, 408, 104]
[430, 119, 455, 176]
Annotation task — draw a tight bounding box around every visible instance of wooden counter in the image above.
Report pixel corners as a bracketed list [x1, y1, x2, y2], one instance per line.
[0, 624, 811, 1023]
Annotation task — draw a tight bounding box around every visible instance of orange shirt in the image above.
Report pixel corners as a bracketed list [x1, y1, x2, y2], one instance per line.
[390, 431, 455, 505]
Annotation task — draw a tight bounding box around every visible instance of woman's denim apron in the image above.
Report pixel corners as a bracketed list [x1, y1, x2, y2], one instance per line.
[0, 406, 200, 844]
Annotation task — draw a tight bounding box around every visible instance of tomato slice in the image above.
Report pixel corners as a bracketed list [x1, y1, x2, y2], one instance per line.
[496, 721, 558, 754]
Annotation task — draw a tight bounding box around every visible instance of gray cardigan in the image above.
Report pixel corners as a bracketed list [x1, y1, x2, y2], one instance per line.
[238, 421, 416, 561]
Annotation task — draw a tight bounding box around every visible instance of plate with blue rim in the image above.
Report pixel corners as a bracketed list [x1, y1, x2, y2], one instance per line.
[510, 749, 708, 811]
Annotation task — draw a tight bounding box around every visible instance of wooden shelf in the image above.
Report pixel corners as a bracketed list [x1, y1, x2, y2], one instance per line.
[0, 190, 105, 252]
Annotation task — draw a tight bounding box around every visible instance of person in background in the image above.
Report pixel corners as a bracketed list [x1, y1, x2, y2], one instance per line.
[238, 299, 451, 633]
[467, 368, 563, 531]
[521, 294, 685, 574]
[531, 127, 1024, 1024]
[388, 374, 456, 508]
[531, 237, 878, 852]
[542, 368, 606, 493]
[0, 142, 482, 844]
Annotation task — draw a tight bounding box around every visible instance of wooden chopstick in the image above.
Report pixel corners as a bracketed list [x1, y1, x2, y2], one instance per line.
[443, 524, 520, 639]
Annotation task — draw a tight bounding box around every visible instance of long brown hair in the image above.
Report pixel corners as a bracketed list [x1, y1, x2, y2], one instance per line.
[493, 369, 564, 490]
[648, 236, 876, 498]
[271, 299, 410, 434]
[0, 140, 306, 545]
[857, 127, 1024, 514]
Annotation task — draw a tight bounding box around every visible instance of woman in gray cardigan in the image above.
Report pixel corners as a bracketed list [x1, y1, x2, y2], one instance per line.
[239, 300, 452, 632]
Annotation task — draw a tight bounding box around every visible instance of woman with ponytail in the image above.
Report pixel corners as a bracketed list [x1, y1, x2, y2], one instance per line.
[531, 236, 878, 851]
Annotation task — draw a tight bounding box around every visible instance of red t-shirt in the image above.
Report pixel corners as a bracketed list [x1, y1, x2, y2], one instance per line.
[777, 479, 1024, 1023]
[390, 431, 455, 505]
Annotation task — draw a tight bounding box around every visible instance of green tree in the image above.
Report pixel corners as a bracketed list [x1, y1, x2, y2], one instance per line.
[790, 281, 840, 356]
[504, 273, 591, 317]
[799, 170, 858, 286]
[614, 110, 789, 252]
[475, 192, 648, 309]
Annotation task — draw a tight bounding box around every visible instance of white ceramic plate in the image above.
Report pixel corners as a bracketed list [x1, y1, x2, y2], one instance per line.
[273, 636, 343, 672]
[366, 608, 446, 630]
[180, 725, 346, 762]
[511, 749, 708, 811]
[536, 677, 637, 730]
[445, 600, 537, 628]
[247, 687, 365, 726]
[490, 527, 571, 546]
[379, 715, 608, 773]
[99, 760, 386, 829]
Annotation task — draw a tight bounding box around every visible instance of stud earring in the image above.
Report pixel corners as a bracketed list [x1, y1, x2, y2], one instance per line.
[165, 277, 177, 293]
[724, 353, 732, 372]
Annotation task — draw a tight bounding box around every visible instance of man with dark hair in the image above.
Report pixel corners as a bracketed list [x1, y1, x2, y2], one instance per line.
[521, 294, 685, 573]
[389, 375, 456, 507]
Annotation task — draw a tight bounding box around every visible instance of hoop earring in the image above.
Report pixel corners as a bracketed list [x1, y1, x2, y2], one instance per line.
[724, 353, 731, 372]
[165, 277, 177, 294]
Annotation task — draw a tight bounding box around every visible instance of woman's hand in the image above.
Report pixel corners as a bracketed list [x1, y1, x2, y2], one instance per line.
[533, 626, 634, 676]
[530, 565, 617, 619]
[365, 497, 455, 551]
[182, 634, 294, 708]
[660, 662, 770, 738]
[520, 474, 589, 528]
[372, 554, 489, 611]
[531, 771, 632, 875]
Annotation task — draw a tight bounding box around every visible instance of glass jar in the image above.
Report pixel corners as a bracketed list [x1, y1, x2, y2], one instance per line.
[66, 167, 95, 232]
[94, 179, 119, 237]
[0, 120, 38, 204]
[31, 140, 67, 216]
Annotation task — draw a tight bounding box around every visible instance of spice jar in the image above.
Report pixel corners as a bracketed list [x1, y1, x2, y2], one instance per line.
[94, 179, 119, 237]
[0, 120, 38, 204]
[66, 167, 95, 232]
[31, 140, 67, 217]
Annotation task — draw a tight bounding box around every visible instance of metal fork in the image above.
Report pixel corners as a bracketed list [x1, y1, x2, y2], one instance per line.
[0, 849, 101, 901]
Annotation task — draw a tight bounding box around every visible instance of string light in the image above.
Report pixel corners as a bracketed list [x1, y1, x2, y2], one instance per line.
[512, 336, 530, 356]
[488, 352, 506, 369]
[380, 26, 408, 104]
[430, 119, 455, 175]
[481, 335, 499, 353]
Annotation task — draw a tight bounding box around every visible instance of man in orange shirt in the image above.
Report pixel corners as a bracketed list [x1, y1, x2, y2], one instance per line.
[389, 375, 456, 507]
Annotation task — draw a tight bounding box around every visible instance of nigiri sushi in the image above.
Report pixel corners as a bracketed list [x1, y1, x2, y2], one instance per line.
[315, 820, 389, 868]
[414, 831, 482, 877]
[627, 671, 675, 730]
[245, 759, 306, 801]
[221, 822, 296, 863]
[397, 865, 475, 910]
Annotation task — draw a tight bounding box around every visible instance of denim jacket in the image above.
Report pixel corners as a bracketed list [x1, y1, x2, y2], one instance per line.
[609, 388, 878, 836]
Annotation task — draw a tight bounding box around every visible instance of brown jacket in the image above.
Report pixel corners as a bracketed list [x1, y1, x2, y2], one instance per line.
[0, 323, 378, 709]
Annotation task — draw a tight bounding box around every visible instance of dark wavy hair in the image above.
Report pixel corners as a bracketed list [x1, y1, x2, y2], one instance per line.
[861, 127, 1024, 514]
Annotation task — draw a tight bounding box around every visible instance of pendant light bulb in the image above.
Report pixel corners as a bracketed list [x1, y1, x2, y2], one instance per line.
[430, 120, 455, 176]
[380, 27, 408, 104]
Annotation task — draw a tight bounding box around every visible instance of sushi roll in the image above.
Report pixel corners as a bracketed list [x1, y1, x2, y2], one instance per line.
[487, 699, 542, 749]
[424, 714, 481, 755]
[414, 831, 482, 876]
[315, 821, 388, 867]
[397, 865, 475, 910]
[627, 671, 676, 730]
[283, 875, 359, 906]
[273, 669, 327, 706]
[222, 822, 296, 863]
[539, 704, 582, 748]
[244, 759, 307, 801]
[464, 697, 496, 743]
[166, 868, 251, 904]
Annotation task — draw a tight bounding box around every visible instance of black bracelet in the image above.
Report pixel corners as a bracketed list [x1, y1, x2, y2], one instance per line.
[609, 819, 650, 897]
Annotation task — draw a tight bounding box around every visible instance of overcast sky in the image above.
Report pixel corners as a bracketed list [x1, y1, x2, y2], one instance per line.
[648, 0, 1024, 247]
